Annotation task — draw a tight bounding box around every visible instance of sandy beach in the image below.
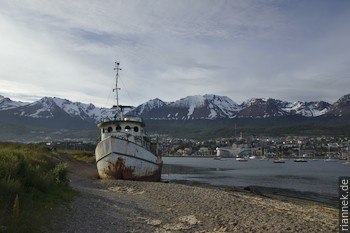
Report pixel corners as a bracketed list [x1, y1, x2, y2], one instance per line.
[46, 154, 338, 233]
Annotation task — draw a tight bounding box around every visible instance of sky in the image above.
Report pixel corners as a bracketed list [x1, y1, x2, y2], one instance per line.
[1, 0, 350, 108]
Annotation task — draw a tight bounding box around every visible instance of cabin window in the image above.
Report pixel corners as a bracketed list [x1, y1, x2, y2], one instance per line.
[125, 125, 131, 131]
[116, 125, 121, 131]
[107, 127, 113, 133]
[134, 126, 139, 132]
[102, 128, 105, 133]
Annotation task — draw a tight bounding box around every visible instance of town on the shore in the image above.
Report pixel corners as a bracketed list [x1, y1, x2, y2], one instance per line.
[49, 134, 350, 160]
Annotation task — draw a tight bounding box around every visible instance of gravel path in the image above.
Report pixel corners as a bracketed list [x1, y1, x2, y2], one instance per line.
[47, 153, 338, 233]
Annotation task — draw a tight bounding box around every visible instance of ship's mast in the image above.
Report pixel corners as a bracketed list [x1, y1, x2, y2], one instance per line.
[113, 61, 121, 109]
[112, 61, 133, 120]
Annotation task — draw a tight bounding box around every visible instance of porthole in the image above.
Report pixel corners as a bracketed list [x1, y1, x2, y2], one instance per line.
[125, 125, 131, 131]
[116, 125, 121, 131]
[134, 126, 139, 132]
[107, 127, 113, 133]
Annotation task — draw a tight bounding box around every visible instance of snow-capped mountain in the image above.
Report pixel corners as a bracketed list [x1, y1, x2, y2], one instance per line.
[326, 94, 350, 117]
[0, 96, 117, 130]
[0, 95, 28, 110]
[0, 94, 349, 131]
[128, 95, 339, 119]
[7, 97, 115, 122]
[199, 94, 241, 118]
[285, 101, 330, 117]
[131, 98, 167, 117]
[234, 98, 331, 118]
[130, 95, 241, 119]
[237, 98, 288, 118]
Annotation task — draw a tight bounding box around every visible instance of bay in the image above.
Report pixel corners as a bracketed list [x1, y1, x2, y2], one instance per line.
[161, 156, 350, 206]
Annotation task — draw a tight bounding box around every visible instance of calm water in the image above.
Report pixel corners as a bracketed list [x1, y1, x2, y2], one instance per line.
[161, 157, 350, 206]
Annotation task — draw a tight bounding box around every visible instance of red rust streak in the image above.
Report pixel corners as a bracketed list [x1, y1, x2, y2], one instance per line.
[104, 157, 162, 181]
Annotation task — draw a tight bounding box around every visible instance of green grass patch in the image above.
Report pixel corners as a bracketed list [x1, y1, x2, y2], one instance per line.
[70, 150, 96, 164]
[0, 142, 77, 233]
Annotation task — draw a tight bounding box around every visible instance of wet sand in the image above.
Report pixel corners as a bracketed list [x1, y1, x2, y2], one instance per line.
[46, 154, 338, 233]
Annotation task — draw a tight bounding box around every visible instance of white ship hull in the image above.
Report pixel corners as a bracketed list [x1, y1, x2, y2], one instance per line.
[95, 136, 162, 181]
[95, 62, 162, 181]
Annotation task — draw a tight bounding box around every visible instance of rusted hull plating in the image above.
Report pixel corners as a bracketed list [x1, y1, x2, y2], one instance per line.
[95, 136, 162, 181]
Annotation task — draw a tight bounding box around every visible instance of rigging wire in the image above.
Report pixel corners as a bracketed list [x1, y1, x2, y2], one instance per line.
[119, 73, 136, 108]
[104, 78, 116, 108]
[103, 62, 137, 112]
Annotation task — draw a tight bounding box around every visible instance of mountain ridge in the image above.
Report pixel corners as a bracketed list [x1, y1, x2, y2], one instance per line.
[0, 93, 349, 141]
[128, 94, 344, 120]
[0, 94, 349, 124]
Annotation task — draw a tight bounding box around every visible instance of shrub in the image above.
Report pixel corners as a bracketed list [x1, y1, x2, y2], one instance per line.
[51, 163, 69, 185]
[0, 142, 75, 232]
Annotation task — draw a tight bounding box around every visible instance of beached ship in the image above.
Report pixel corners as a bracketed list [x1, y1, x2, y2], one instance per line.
[95, 62, 163, 181]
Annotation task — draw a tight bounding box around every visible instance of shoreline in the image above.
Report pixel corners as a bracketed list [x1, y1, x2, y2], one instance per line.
[62, 179, 338, 232]
[162, 178, 338, 208]
[161, 156, 344, 208]
[47, 154, 339, 232]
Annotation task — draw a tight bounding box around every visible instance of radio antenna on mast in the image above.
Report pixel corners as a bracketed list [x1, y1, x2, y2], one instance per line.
[112, 61, 133, 120]
[113, 61, 122, 108]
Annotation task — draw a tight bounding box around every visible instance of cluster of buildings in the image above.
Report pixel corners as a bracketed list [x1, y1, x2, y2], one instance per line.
[46, 133, 350, 160]
[159, 134, 350, 159]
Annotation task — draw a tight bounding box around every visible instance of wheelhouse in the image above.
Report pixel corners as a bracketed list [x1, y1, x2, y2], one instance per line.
[97, 117, 145, 141]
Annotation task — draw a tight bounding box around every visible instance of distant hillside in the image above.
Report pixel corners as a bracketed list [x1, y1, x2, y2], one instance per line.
[144, 115, 350, 140]
[0, 94, 349, 141]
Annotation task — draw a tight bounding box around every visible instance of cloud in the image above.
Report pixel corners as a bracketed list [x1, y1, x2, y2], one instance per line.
[0, 0, 349, 107]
